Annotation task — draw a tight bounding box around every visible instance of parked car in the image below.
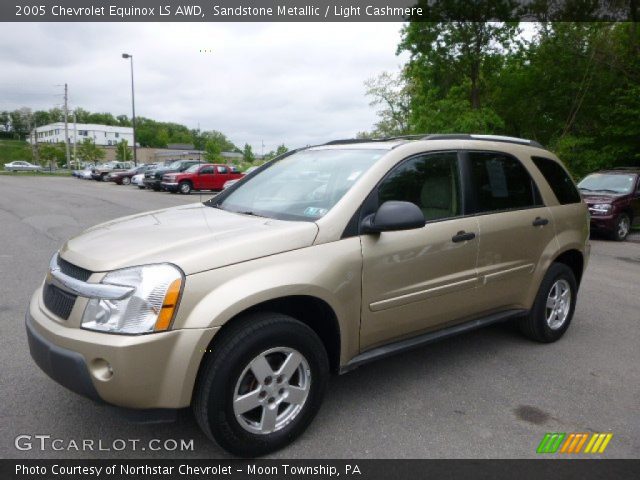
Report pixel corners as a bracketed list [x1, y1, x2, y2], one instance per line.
[223, 165, 259, 189]
[131, 173, 145, 188]
[143, 160, 201, 191]
[91, 161, 134, 181]
[4, 161, 42, 172]
[26, 134, 589, 457]
[72, 165, 95, 178]
[109, 164, 157, 185]
[578, 167, 640, 241]
[161, 163, 243, 194]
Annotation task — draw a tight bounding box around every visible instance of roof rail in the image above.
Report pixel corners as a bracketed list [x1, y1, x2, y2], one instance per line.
[323, 135, 424, 145]
[322, 133, 545, 149]
[422, 134, 544, 149]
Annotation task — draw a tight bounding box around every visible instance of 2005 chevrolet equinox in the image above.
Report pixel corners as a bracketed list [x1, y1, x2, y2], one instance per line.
[26, 134, 590, 456]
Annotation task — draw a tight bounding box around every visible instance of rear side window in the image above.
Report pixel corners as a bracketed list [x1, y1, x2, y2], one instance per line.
[468, 152, 542, 213]
[531, 156, 581, 204]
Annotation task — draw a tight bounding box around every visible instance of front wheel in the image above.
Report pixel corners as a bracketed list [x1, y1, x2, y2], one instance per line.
[179, 181, 192, 194]
[122, 177, 131, 185]
[612, 213, 630, 241]
[518, 263, 577, 343]
[193, 313, 329, 457]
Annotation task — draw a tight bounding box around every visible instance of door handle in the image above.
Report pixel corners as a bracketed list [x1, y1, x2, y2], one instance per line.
[452, 231, 476, 243]
[532, 217, 549, 227]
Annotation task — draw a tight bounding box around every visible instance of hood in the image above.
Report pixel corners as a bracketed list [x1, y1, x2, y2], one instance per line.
[60, 203, 319, 275]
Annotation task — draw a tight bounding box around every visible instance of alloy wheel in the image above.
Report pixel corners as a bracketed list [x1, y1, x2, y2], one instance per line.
[233, 347, 311, 435]
[545, 279, 571, 330]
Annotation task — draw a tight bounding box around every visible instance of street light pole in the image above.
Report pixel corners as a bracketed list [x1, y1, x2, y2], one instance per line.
[122, 53, 137, 165]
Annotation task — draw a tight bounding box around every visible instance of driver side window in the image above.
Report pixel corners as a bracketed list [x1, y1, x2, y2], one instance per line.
[378, 152, 462, 222]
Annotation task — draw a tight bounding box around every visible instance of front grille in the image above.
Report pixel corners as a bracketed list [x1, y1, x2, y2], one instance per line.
[43, 283, 77, 320]
[58, 256, 92, 281]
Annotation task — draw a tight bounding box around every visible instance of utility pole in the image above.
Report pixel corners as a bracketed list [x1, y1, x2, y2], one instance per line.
[63, 84, 71, 169]
[122, 53, 137, 165]
[28, 114, 39, 166]
[73, 112, 77, 168]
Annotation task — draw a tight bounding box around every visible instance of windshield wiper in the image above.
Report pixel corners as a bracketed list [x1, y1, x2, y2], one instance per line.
[578, 187, 594, 191]
[595, 189, 620, 194]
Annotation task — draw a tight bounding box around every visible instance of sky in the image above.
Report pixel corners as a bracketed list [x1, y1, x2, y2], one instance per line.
[0, 22, 408, 153]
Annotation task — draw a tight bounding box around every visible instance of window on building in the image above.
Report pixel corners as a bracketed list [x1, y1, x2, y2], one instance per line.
[115, 132, 119, 138]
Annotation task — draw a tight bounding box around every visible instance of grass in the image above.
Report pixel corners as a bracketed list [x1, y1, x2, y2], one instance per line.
[0, 170, 71, 176]
[0, 138, 33, 166]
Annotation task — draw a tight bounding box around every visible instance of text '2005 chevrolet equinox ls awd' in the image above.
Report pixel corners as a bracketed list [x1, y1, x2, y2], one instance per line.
[27, 134, 590, 456]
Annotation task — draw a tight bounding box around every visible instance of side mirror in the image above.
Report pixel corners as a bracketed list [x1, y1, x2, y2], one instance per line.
[361, 201, 426, 234]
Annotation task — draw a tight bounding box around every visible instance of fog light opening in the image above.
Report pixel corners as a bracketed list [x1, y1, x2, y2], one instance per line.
[90, 358, 114, 381]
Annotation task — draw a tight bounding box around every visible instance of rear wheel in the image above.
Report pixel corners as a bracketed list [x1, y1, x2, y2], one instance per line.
[193, 313, 329, 457]
[519, 263, 577, 343]
[122, 177, 131, 185]
[179, 181, 192, 194]
[611, 213, 630, 241]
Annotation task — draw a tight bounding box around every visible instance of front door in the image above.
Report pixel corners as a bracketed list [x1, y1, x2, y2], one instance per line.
[195, 165, 215, 190]
[360, 151, 481, 350]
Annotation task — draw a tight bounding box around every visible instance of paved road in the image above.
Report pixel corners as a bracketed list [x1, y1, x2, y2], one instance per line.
[0, 176, 638, 459]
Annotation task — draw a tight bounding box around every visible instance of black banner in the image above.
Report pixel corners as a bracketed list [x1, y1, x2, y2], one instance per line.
[2, 0, 638, 22]
[3, 459, 640, 480]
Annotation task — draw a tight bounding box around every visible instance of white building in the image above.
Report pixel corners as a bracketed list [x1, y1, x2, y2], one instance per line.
[28, 122, 134, 147]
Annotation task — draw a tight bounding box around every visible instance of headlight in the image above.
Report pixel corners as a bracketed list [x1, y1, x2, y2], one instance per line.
[81, 264, 183, 334]
[591, 203, 612, 214]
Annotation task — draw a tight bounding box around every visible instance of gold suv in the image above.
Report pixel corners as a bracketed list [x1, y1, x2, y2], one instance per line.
[26, 134, 589, 456]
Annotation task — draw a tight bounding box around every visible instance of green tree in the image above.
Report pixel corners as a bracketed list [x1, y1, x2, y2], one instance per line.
[242, 143, 255, 163]
[204, 138, 223, 162]
[39, 142, 66, 170]
[275, 144, 289, 156]
[364, 71, 410, 136]
[115, 139, 132, 161]
[77, 138, 105, 164]
[398, 0, 520, 133]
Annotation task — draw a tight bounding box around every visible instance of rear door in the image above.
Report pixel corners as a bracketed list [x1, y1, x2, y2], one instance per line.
[214, 165, 230, 190]
[464, 151, 556, 312]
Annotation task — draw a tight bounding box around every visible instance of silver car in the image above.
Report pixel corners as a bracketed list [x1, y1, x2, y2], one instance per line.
[4, 161, 42, 172]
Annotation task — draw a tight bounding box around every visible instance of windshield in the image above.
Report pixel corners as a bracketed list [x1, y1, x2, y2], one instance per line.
[578, 173, 636, 194]
[185, 164, 201, 173]
[211, 148, 385, 221]
[168, 161, 183, 169]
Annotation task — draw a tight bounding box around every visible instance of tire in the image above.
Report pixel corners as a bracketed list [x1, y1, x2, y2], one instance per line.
[122, 177, 131, 186]
[179, 181, 192, 195]
[611, 213, 630, 241]
[137, 185, 145, 189]
[518, 263, 577, 343]
[193, 313, 329, 457]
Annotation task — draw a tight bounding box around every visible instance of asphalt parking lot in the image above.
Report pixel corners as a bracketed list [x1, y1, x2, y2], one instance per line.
[0, 175, 638, 459]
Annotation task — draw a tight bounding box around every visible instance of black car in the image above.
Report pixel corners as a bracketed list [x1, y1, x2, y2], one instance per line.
[143, 160, 201, 191]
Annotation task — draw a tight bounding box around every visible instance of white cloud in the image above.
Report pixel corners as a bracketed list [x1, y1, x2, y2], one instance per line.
[0, 22, 408, 152]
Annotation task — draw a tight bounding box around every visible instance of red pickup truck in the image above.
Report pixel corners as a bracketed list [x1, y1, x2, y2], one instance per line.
[161, 163, 243, 194]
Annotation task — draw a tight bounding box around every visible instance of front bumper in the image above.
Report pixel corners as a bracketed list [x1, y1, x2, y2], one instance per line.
[589, 214, 616, 232]
[26, 312, 101, 402]
[161, 182, 178, 191]
[26, 289, 218, 409]
[143, 178, 161, 188]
